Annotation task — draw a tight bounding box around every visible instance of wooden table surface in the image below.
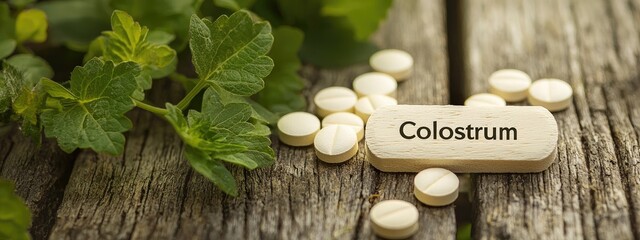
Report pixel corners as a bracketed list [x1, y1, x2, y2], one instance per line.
[2, 0, 640, 239]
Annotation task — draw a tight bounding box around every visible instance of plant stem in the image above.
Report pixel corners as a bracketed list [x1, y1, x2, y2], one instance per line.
[134, 100, 168, 115]
[177, 80, 206, 110]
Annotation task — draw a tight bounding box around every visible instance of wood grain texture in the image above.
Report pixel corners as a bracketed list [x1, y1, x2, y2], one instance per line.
[47, 0, 454, 239]
[0, 132, 74, 239]
[463, 0, 640, 239]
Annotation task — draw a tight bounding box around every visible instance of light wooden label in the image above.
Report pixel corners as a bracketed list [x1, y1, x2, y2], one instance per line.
[365, 105, 558, 173]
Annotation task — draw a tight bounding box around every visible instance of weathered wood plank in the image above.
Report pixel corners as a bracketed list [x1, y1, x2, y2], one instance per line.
[0, 132, 75, 239]
[464, 0, 640, 239]
[48, 0, 454, 239]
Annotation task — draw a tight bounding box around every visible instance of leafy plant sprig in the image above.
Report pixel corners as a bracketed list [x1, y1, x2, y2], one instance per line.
[36, 10, 275, 196]
[1, 0, 393, 196]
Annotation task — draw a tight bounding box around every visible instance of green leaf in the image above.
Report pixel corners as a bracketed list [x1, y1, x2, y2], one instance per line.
[300, 17, 377, 67]
[189, 11, 274, 96]
[94, 10, 177, 99]
[0, 3, 15, 59]
[0, 67, 13, 114]
[166, 89, 275, 195]
[0, 179, 32, 240]
[37, 0, 111, 50]
[321, 0, 392, 41]
[15, 9, 48, 43]
[213, 0, 256, 11]
[12, 83, 44, 138]
[254, 26, 306, 115]
[40, 59, 141, 155]
[184, 146, 238, 196]
[0, 40, 16, 59]
[39, 79, 74, 100]
[3, 55, 51, 138]
[0, 3, 14, 40]
[102, 11, 176, 74]
[165, 103, 248, 154]
[7, 54, 53, 85]
[110, 0, 201, 50]
[0, 63, 23, 109]
[267, 0, 379, 67]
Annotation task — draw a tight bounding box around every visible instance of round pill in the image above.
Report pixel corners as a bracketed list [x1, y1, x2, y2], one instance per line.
[314, 125, 358, 163]
[413, 168, 459, 206]
[369, 200, 419, 239]
[277, 112, 320, 147]
[528, 78, 573, 112]
[369, 49, 414, 81]
[352, 72, 397, 98]
[355, 95, 398, 123]
[314, 87, 358, 118]
[321, 112, 365, 142]
[488, 69, 532, 102]
[464, 93, 507, 107]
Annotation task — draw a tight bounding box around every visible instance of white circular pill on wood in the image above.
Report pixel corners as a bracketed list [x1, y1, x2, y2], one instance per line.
[414, 168, 459, 206]
[352, 72, 397, 97]
[369, 49, 414, 81]
[488, 69, 532, 102]
[528, 78, 573, 112]
[321, 112, 365, 142]
[464, 93, 507, 107]
[355, 95, 398, 123]
[277, 112, 320, 147]
[314, 125, 358, 163]
[369, 200, 419, 239]
[313, 87, 358, 118]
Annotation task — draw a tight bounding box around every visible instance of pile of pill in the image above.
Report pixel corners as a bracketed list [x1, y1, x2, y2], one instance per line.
[469, 69, 574, 111]
[277, 51, 572, 238]
[276, 49, 410, 164]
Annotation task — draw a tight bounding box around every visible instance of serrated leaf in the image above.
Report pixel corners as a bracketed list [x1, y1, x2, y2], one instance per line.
[15, 9, 48, 43]
[213, 0, 256, 11]
[102, 11, 176, 73]
[189, 11, 274, 96]
[166, 89, 275, 195]
[213, 89, 273, 123]
[91, 10, 177, 100]
[0, 179, 32, 240]
[165, 103, 247, 154]
[110, 0, 200, 50]
[40, 59, 140, 155]
[184, 146, 238, 196]
[254, 26, 306, 115]
[321, 0, 392, 41]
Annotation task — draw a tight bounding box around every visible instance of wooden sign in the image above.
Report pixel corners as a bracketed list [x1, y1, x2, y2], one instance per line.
[365, 105, 558, 172]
